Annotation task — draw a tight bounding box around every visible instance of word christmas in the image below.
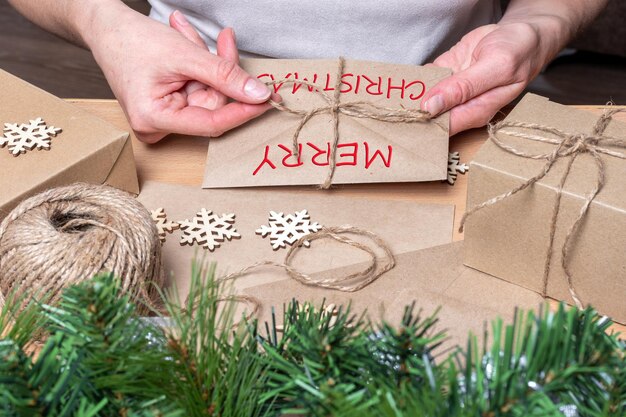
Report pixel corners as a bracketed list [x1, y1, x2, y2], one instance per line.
[253, 142, 393, 176]
[257, 72, 426, 101]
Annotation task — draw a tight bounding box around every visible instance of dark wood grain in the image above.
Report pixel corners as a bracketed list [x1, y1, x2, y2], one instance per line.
[1, 0, 625, 104]
[0, 0, 149, 99]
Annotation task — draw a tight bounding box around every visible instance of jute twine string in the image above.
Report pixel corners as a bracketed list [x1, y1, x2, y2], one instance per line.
[460, 108, 626, 308]
[0, 183, 165, 314]
[172, 226, 395, 325]
[219, 225, 396, 293]
[265, 57, 438, 189]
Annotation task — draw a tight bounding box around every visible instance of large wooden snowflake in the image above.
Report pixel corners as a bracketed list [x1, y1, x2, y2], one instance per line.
[179, 208, 240, 251]
[446, 151, 469, 185]
[0, 118, 62, 156]
[150, 208, 179, 243]
[256, 210, 322, 250]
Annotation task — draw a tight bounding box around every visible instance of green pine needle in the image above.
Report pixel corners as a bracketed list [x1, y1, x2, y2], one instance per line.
[0, 265, 623, 417]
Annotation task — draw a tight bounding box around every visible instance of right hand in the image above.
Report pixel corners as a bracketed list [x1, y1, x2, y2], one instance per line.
[84, 5, 276, 143]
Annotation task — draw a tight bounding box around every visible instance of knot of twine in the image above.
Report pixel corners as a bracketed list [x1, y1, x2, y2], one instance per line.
[266, 57, 437, 189]
[220, 225, 395, 293]
[460, 108, 626, 308]
[0, 183, 165, 314]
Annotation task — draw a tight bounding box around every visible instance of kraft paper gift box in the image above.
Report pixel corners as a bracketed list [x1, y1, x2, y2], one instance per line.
[462, 93, 626, 324]
[244, 242, 544, 351]
[0, 69, 138, 219]
[204, 58, 450, 188]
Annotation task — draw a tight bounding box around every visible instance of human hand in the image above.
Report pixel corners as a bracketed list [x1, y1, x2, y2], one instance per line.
[84, 5, 276, 143]
[421, 23, 549, 136]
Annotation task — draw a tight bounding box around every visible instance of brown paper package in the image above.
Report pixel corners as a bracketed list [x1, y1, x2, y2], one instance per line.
[204, 59, 450, 188]
[0, 69, 138, 219]
[244, 241, 544, 352]
[463, 94, 626, 324]
[137, 181, 454, 297]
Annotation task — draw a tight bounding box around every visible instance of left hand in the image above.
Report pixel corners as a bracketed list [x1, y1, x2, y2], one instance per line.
[421, 22, 547, 136]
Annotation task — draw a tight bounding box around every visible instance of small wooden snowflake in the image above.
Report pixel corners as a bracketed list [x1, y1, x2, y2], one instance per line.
[446, 151, 469, 185]
[256, 209, 322, 250]
[0, 117, 62, 157]
[151, 208, 179, 243]
[179, 208, 240, 251]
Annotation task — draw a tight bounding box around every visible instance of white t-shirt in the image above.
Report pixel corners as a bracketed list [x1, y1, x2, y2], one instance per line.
[148, 0, 500, 65]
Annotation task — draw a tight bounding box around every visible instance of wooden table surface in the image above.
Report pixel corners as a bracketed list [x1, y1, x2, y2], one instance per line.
[69, 99, 626, 334]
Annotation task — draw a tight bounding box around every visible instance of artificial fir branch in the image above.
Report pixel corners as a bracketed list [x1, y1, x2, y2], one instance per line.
[449, 305, 623, 416]
[0, 267, 623, 417]
[161, 263, 266, 417]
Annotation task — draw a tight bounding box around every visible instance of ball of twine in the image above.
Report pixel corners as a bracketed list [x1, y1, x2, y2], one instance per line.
[0, 183, 164, 314]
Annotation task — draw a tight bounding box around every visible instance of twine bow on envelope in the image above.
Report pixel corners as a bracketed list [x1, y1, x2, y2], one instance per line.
[460, 108, 626, 308]
[265, 57, 441, 189]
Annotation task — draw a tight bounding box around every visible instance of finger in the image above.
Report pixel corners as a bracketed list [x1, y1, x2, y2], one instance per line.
[133, 91, 282, 143]
[187, 87, 228, 109]
[182, 51, 271, 104]
[183, 80, 206, 95]
[170, 12, 229, 108]
[210, 27, 240, 108]
[154, 101, 273, 137]
[448, 82, 523, 136]
[421, 58, 515, 117]
[217, 27, 240, 64]
[430, 50, 467, 74]
[430, 24, 499, 74]
[169, 10, 207, 49]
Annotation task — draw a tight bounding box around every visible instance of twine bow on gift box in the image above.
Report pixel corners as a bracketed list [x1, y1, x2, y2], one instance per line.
[460, 108, 626, 308]
[265, 57, 443, 189]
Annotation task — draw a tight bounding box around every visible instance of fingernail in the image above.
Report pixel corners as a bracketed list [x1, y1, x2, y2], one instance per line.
[424, 95, 445, 116]
[244, 78, 271, 100]
[230, 28, 237, 44]
[173, 10, 189, 26]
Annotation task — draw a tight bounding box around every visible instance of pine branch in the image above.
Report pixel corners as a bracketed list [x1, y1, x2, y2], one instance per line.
[161, 261, 266, 417]
[1, 273, 181, 416]
[451, 305, 623, 416]
[0, 290, 46, 350]
[0, 266, 624, 417]
[0, 339, 39, 415]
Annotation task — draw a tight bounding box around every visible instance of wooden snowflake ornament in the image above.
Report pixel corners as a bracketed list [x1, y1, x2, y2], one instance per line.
[178, 208, 240, 251]
[151, 208, 179, 243]
[0, 118, 62, 156]
[446, 151, 469, 185]
[256, 209, 322, 250]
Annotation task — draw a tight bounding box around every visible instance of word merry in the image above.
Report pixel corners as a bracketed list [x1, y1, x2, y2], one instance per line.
[257, 72, 426, 101]
[253, 142, 393, 175]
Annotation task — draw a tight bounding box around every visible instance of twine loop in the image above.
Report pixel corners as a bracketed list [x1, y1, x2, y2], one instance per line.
[265, 57, 437, 189]
[219, 225, 395, 293]
[461, 108, 625, 308]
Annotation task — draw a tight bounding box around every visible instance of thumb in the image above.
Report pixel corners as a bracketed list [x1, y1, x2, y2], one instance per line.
[183, 50, 270, 104]
[421, 59, 509, 116]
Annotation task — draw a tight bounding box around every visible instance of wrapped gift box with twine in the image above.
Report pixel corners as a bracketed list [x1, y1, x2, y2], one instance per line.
[462, 93, 626, 324]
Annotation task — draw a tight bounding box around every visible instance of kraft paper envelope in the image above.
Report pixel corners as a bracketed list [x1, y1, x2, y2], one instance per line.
[244, 242, 544, 352]
[204, 59, 450, 188]
[137, 181, 454, 297]
[0, 69, 138, 219]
